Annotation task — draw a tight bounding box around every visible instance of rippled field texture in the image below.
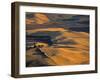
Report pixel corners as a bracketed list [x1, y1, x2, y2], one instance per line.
[26, 12, 89, 67]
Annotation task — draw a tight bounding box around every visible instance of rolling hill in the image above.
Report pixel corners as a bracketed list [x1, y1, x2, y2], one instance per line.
[26, 27, 89, 67]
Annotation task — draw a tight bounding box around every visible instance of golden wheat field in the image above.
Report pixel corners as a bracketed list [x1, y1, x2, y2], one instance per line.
[26, 13, 89, 67]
